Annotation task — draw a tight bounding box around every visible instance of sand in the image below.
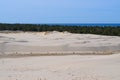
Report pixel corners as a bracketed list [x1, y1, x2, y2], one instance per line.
[0, 31, 120, 55]
[0, 54, 120, 80]
[0, 31, 120, 80]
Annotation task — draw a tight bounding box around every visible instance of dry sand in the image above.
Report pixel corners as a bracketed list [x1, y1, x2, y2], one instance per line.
[0, 54, 120, 80]
[0, 31, 120, 55]
[0, 31, 120, 80]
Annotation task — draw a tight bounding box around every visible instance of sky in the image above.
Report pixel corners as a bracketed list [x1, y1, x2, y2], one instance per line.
[0, 0, 120, 23]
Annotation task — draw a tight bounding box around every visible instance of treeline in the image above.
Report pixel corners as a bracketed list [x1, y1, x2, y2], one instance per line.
[0, 23, 120, 36]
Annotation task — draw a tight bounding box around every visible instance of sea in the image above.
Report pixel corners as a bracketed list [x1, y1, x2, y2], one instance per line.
[47, 23, 120, 27]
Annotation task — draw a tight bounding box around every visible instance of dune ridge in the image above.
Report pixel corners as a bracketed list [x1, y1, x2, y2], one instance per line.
[0, 31, 120, 55]
[0, 31, 120, 80]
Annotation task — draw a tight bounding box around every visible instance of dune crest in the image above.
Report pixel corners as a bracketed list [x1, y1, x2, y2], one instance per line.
[0, 31, 120, 55]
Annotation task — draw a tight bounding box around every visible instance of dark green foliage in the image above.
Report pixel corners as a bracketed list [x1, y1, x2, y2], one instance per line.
[0, 23, 120, 36]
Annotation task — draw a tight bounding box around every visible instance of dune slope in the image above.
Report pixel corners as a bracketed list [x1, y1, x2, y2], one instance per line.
[0, 31, 120, 55]
[0, 54, 120, 80]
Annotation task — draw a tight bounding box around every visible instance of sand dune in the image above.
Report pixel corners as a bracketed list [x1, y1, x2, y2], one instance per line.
[0, 31, 120, 55]
[0, 31, 120, 80]
[0, 54, 120, 80]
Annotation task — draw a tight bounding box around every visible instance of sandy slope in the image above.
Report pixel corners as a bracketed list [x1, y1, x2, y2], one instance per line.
[0, 54, 120, 80]
[0, 31, 120, 80]
[0, 31, 120, 55]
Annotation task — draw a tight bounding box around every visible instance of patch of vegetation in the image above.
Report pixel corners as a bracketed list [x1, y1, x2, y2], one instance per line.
[0, 23, 120, 36]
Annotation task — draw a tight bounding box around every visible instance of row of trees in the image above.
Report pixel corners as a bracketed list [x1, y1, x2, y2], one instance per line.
[0, 23, 120, 36]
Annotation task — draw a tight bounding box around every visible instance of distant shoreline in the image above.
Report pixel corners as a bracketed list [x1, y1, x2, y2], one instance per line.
[46, 23, 120, 27]
[1, 23, 120, 26]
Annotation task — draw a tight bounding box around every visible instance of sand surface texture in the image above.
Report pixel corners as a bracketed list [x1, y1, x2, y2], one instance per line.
[0, 31, 120, 55]
[0, 54, 120, 80]
[0, 31, 120, 80]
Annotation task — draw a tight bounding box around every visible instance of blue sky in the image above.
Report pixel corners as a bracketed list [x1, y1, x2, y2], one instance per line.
[0, 0, 120, 23]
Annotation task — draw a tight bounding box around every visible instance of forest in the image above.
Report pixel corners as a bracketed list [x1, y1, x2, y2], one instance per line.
[0, 23, 120, 36]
